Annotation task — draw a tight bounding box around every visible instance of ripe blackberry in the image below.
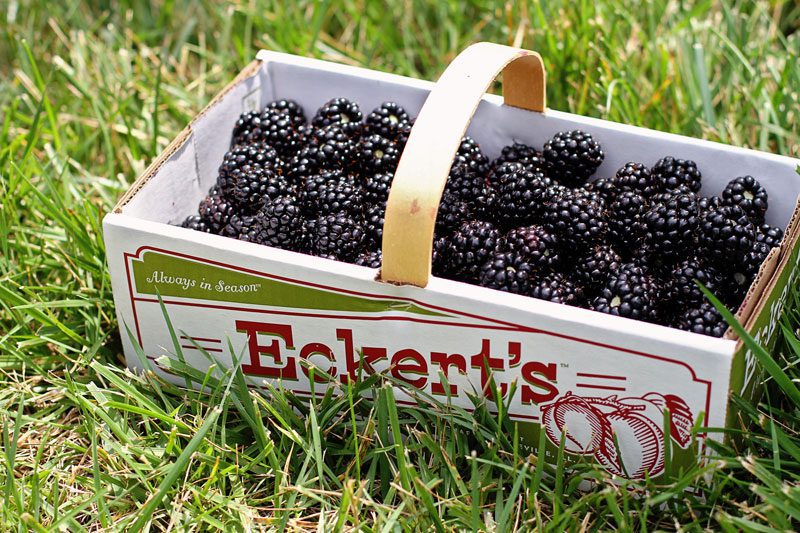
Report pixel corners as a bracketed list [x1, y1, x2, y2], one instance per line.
[312, 97, 363, 137]
[364, 172, 393, 206]
[530, 272, 584, 306]
[232, 108, 307, 156]
[355, 250, 382, 268]
[444, 163, 495, 218]
[222, 213, 252, 239]
[179, 215, 210, 233]
[721, 242, 770, 308]
[642, 191, 699, 260]
[757, 223, 784, 249]
[237, 196, 306, 251]
[722, 176, 768, 224]
[226, 166, 292, 213]
[479, 252, 534, 295]
[492, 142, 546, 172]
[198, 188, 235, 234]
[364, 204, 385, 250]
[489, 162, 552, 228]
[542, 189, 606, 249]
[675, 301, 727, 338]
[651, 157, 702, 193]
[435, 191, 473, 237]
[697, 205, 757, 265]
[698, 195, 722, 213]
[432, 236, 453, 277]
[612, 162, 657, 197]
[592, 263, 662, 323]
[664, 258, 724, 312]
[265, 99, 306, 122]
[217, 142, 283, 191]
[585, 177, 618, 204]
[444, 220, 501, 282]
[301, 169, 363, 217]
[543, 130, 604, 186]
[365, 102, 411, 138]
[607, 190, 647, 251]
[453, 136, 490, 176]
[288, 125, 359, 178]
[310, 213, 366, 262]
[498, 225, 560, 272]
[573, 243, 622, 292]
[358, 133, 402, 175]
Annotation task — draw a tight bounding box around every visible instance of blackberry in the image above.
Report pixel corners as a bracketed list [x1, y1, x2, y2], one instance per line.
[222, 213, 252, 239]
[365, 102, 411, 138]
[288, 125, 359, 177]
[364, 172, 393, 206]
[301, 169, 363, 217]
[479, 252, 534, 295]
[492, 142, 546, 172]
[664, 258, 724, 312]
[721, 242, 770, 308]
[265, 99, 306, 122]
[198, 188, 235, 234]
[757, 223, 784, 249]
[651, 157, 702, 193]
[698, 195, 722, 213]
[226, 166, 292, 213]
[697, 205, 757, 265]
[435, 191, 473, 237]
[542, 189, 606, 248]
[592, 263, 662, 323]
[444, 163, 495, 219]
[355, 250, 382, 268]
[607, 190, 647, 251]
[233, 108, 307, 156]
[543, 130, 604, 186]
[310, 213, 366, 262]
[675, 301, 727, 338]
[217, 142, 283, 192]
[642, 191, 699, 260]
[530, 272, 584, 306]
[498, 225, 560, 272]
[722, 176, 768, 224]
[312, 97, 363, 137]
[364, 204, 385, 250]
[444, 220, 501, 282]
[358, 133, 402, 175]
[179, 215, 210, 233]
[432, 236, 453, 277]
[573, 243, 622, 292]
[453, 136, 491, 176]
[586, 177, 618, 204]
[237, 196, 307, 251]
[490, 162, 552, 228]
[612, 162, 657, 197]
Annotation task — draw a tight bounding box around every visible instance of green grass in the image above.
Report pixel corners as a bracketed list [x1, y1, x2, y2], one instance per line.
[1, 0, 799, 530]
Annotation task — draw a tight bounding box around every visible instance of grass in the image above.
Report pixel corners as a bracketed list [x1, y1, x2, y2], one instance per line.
[1, 0, 799, 529]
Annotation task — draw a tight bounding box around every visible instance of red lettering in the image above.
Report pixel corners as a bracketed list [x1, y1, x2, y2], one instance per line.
[337, 328, 358, 383]
[391, 349, 428, 389]
[300, 342, 337, 383]
[362, 346, 388, 371]
[236, 320, 297, 379]
[430, 351, 467, 395]
[470, 339, 505, 400]
[520, 362, 558, 404]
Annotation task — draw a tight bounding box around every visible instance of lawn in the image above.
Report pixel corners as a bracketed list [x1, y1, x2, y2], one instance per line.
[1, 0, 800, 530]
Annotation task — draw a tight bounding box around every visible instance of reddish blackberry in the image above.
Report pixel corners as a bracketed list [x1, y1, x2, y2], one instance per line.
[232, 107, 307, 156]
[365, 102, 411, 138]
[722, 176, 768, 224]
[310, 213, 366, 262]
[490, 162, 552, 227]
[607, 190, 647, 251]
[642, 191, 699, 260]
[358, 133, 402, 175]
[226, 166, 292, 213]
[312, 97, 363, 137]
[530, 272, 584, 306]
[573, 243, 622, 292]
[675, 301, 727, 338]
[542, 188, 606, 248]
[592, 263, 662, 323]
[612, 162, 657, 197]
[586, 177, 618, 204]
[301, 169, 363, 217]
[697, 205, 757, 265]
[543, 130, 604, 186]
[355, 250, 382, 268]
[453, 136, 490, 176]
[498, 225, 560, 272]
[664, 258, 724, 311]
[364, 172, 393, 206]
[179, 215, 210, 233]
[492, 142, 546, 172]
[651, 156, 702, 193]
[757, 223, 784, 249]
[237, 196, 306, 251]
[364, 204, 385, 250]
[444, 220, 501, 282]
[288, 125, 359, 178]
[198, 188, 235, 234]
[479, 252, 534, 295]
[435, 191, 473, 237]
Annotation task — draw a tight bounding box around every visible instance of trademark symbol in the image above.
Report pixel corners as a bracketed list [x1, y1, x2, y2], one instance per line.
[560, 363, 569, 368]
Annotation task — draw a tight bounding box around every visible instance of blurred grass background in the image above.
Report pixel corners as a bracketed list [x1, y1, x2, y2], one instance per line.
[1, 0, 799, 530]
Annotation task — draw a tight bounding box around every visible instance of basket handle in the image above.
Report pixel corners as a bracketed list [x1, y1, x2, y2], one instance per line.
[379, 42, 547, 287]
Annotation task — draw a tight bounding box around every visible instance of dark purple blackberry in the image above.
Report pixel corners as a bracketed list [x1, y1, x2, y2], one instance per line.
[198, 188, 235, 234]
[364, 172, 393, 206]
[453, 136, 490, 176]
[355, 250, 382, 268]
[217, 142, 283, 192]
[232, 108, 307, 156]
[490, 162, 552, 228]
[365, 102, 411, 138]
[498, 225, 560, 272]
[573, 243, 622, 292]
[358, 134, 402, 175]
[592, 263, 662, 324]
[222, 213, 252, 239]
[301, 169, 363, 217]
[607, 190, 647, 252]
[444, 220, 501, 282]
[479, 252, 534, 295]
[435, 191, 473, 237]
[226, 166, 292, 213]
[364, 204, 385, 250]
[288, 125, 359, 178]
[722, 176, 768, 224]
[179, 215, 210, 233]
[543, 130, 604, 186]
[265, 99, 306, 122]
[432, 237, 453, 277]
[698, 195, 722, 213]
[664, 258, 724, 312]
[312, 97, 363, 137]
[757, 223, 784, 249]
[310, 213, 366, 262]
[444, 163, 495, 219]
[675, 301, 727, 338]
[237, 196, 306, 251]
[492, 142, 546, 172]
[612, 162, 657, 197]
[697, 205, 757, 265]
[530, 272, 584, 306]
[542, 189, 606, 248]
[585, 177, 618, 204]
[651, 157, 702, 193]
[730, 241, 772, 289]
[641, 191, 699, 260]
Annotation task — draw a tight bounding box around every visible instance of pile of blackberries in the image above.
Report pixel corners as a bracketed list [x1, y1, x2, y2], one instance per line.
[178, 98, 784, 338]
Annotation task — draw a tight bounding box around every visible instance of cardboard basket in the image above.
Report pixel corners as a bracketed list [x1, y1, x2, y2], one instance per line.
[104, 43, 800, 480]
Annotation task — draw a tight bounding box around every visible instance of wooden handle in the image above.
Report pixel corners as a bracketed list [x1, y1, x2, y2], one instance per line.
[379, 42, 547, 287]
